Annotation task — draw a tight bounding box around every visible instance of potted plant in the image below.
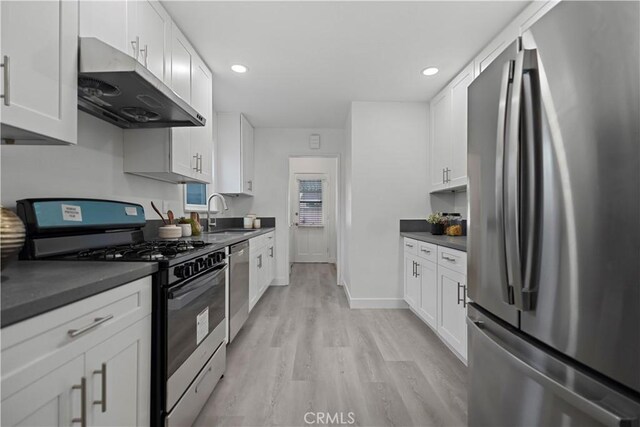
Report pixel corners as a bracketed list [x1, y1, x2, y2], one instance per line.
[427, 212, 445, 235]
[178, 217, 199, 237]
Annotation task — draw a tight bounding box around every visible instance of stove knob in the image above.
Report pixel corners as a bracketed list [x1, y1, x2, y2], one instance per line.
[174, 266, 184, 278]
[206, 257, 215, 268]
[183, 263, 193, 278]
[216, 252, 225, 263]
[193, 261, 201, 274]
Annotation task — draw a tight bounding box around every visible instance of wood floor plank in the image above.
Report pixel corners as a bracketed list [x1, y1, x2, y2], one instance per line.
[193, 263, 467, 427]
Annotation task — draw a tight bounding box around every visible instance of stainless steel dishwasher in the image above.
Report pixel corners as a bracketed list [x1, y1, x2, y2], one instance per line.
[228, 241, 249, 342]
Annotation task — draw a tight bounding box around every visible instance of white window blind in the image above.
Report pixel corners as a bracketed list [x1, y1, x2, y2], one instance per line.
[298, 179, 323, 226]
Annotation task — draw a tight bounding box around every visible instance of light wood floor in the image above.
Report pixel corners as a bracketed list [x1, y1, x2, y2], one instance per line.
[195, 263, 467, 427]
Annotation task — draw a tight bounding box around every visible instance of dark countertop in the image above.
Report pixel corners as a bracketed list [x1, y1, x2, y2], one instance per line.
[400, 232, 467, 252]
[1, 261, 158, 328]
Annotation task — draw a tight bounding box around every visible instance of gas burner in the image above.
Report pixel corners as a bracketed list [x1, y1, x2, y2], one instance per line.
[69, 240, 210, 262]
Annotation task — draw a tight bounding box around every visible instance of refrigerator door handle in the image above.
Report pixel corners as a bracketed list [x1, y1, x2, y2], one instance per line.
[469, 319, 638, 427]
[521, 49, 541, 307]
[496, 59, 515, 305]
[505, 47, 527, 311]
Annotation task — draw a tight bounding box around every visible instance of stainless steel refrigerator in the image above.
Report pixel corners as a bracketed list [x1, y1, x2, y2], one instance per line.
[467, 1, 640, 425]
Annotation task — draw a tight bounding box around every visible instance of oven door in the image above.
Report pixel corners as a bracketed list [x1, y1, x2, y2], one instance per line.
[166, 264, 227, 411]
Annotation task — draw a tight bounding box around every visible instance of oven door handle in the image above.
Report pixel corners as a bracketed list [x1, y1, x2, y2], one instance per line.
[168, 265, 227, 300]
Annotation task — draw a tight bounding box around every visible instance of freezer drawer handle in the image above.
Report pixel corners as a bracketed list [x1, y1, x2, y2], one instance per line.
[470, 320, 637, 427]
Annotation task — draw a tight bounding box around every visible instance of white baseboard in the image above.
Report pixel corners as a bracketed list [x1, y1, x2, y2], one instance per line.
[270, 276, 289, 286]
[341, 282, 408, 309]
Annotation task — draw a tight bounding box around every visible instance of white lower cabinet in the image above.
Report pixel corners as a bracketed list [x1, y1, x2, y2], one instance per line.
[403, 237, 467, 363]
[1, 277, 151, 427]
[249, 231, 276, 311]
[418, 260, 438, 329]
[437, 265, 467, 360]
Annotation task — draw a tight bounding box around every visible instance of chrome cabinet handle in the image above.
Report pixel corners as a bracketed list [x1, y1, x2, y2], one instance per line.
[199, 154, 204, 173]
[247, 180, 253, 191]
[446, 168, 451, 183]
[92, 363, 107, 412]
[442, 255, 456, 262]
[415, 262, 420, 277]
[139, 44, 148, 67]
[193, 154, 199, 172]
[72, 377, 87, 427]
[442, 168, 445, 184]
[258, 254, 262, 268]
[269, 247, 274, 258]
[405, 243, 414, 248]
[1, 55, 9, 106]
[457, 282, 467, 306]
[68, 315, 113, 338]
[421, 248, 431, 254]
[131, 36, 140, 60]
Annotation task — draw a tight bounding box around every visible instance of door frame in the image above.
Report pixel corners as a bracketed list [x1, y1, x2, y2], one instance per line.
[291, 173, 330, 263]
[287, 154, 341, 285]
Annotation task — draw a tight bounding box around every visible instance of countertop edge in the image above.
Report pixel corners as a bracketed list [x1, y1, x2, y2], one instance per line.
[1, 263, 158, 328]
[400, 232, 467, 252]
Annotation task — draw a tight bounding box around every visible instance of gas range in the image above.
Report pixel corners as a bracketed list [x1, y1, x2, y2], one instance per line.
[17, 198, 229, 425]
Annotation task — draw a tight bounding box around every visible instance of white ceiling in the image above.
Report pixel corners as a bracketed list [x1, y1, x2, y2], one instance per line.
[163, 1, 529, 128]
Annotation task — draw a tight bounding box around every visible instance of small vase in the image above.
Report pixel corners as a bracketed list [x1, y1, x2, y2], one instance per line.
[430, 223, 445, 235]
[1, 207, 26, 269]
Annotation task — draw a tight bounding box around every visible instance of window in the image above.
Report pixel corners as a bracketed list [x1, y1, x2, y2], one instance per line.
[184, 183, 208, 211]
[298, 179, 323, 226]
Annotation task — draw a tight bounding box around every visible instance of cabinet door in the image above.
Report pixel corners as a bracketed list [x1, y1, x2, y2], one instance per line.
[449, 64, 474, 188]
[1, 355, 84, 427]
[190, 56, 213, 183]
[85, 317, 151, 427]
[1, 0, 78, 145]
[429, 90, 451, 190]
[404, 255, 420, 309]
[249, 251, 259, 311]
[240, 114, 255, 195]
[418, 260, 438, 329]
[79, 0, 133, 56]
[170, 24, 192, 103]
[136, 0, 171, 84]
[437, 266, 467, 358]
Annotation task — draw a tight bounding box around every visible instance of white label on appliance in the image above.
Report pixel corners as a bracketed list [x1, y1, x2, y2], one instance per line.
[61, 204, 82, 222]
[196, 308, 209, 345]
[125, 206, 138, 216]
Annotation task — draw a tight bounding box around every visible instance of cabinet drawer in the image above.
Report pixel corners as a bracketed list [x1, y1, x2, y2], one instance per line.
[1, 276, 151, 399]
[437, 246, 467, 275]
[417, 242, 437, 262]
[403, 238, 418, 255]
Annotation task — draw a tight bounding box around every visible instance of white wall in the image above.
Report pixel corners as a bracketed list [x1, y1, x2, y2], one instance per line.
[342, 101, 430, 308]
[229, 128, 346, 285]
[1, 112, 186, 219]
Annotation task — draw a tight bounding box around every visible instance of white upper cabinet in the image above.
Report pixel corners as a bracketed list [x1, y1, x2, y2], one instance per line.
[429, 62, 473, 193]
[1, 0, 78, 145]
[79, 0, 170, 84]
[123, 18, 213, 184]
[79, 0, 132, 57]
[429, 91, 451, 190]
[170, 23, 193, 103]
[191, 56, 214, 180]
[134, 0, 171, 84]
[217, 113, 255, 195]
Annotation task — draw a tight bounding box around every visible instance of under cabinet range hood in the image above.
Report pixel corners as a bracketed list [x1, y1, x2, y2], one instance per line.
[77, 37, 206, 129]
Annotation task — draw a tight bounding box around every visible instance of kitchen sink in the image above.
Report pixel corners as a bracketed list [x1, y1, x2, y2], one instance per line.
[203, 229, 254, 236]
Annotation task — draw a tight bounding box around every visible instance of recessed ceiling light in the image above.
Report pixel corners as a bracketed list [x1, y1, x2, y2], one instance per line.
[422, 67, 439, 76]
[231, 64, 248, 73]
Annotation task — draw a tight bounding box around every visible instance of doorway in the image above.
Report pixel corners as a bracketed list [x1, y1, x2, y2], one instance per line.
[288, 157, 338, 266]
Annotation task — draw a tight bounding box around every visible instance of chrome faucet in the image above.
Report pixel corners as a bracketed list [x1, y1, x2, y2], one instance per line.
[206, 193, 229, 232]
